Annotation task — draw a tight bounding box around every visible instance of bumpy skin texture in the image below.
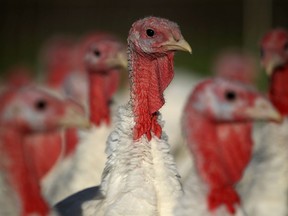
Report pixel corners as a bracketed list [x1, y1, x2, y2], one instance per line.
[0, 86, 87, 216]
[239, 28, 288, 216]
[55, 16, 191, 216]
[175, 76, 279, 216]
[128, 17, 183, 140]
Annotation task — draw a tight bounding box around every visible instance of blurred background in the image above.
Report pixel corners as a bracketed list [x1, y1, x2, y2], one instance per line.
[0, 0, 287, 87]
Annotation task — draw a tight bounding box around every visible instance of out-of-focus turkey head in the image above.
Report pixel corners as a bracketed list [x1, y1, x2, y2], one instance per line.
[0, 86, 89, 133]
[79, 33, 127, 72]
[213, 50, 258, 84]
[260, 28, 288, 75]
[128, 16, 192, 56]
[40, 36, 76, 88]
[188, 78, 281, 122]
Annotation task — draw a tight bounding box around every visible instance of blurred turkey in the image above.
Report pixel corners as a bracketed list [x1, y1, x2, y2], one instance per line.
[55, 16, 192, 216]
[238, 28, 288, 216]
[173, 50, 259, 182]
[44, 32, 127, 204]
[174, 52, 281, 215]
[0, 85, 89, 216]
[39, 36, 76, 91]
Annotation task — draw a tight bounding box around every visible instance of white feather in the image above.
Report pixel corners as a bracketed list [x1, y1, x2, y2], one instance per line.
[80, 104, 182, 216]
[239, 119, 288, 216]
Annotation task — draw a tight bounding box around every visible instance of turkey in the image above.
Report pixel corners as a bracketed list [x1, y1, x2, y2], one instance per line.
[172, 50, 259, 182]
[55, 16, 192, 216]
[238, 28, 288, 216]
[0, 85, 89, 216]
[29, 37, 85, 187]
[174, 72, 281, 215]
[39, 36, 76, 90]
[44, 32, 127, 204]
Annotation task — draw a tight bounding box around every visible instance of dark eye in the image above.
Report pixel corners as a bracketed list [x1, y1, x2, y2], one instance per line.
[146, 29, 155, 37]
[93, 49, 101, 57]
[283, 42, 288, 51]
[35, 99, 47, 111]
[260, 47, 264, 58]
[225, 90, 237, 101]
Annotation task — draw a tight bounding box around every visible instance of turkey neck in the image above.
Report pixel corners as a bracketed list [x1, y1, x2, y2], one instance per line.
[269, 63, 288, 116]
[88, 70, 111, 126]
[183, 109, 253, 214]
[129, 48, 175, 140]
[0, 129, 49, 215]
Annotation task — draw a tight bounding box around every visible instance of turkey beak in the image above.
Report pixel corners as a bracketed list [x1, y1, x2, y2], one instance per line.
[161, 38, 192, 54]
[58, 107, 91, 129]
[265, 55, 284, 76]
[106, 51, 128, 69]
[245, 98, 282, 122]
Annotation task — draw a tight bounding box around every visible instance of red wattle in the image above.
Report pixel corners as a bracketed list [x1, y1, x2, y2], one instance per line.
[269, 65, 288, 116]
[184, 107, 253, 213]
[208, 187, 240, 214]
[131, 53, 174, 140]
[0, 130, 49, 215]
[88, 72, 111, 126]
[25, 132, 63, 180]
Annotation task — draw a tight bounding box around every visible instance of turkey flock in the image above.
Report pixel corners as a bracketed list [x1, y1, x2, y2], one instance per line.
[0, 16, 287, 216]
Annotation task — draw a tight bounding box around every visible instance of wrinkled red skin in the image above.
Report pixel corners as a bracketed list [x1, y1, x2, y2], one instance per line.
[0, 130, 50, 215]
[269, 64, 288, 116]
[130, 52, 174, 140]
[183, 103, 253, 214]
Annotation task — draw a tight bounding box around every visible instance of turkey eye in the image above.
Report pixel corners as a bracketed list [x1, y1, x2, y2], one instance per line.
[283, 42, 288, 51]
[225, 91, 237, 101]
[146, 29, 155, 37]
[260, 47, 264, 58]
[35, 100, 47, 111]
[93, 49, 101, 57]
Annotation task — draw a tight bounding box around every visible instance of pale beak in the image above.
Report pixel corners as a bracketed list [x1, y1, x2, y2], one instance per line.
[58, 107, 91, 129]
[265, 55, 285, 76]
[106, 51, 128, 69]
[245, 98, 282, 122]
[161, 38, 192, 54]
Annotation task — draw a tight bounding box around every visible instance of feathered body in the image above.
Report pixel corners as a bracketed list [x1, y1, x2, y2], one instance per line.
[83, 105, 181, 216]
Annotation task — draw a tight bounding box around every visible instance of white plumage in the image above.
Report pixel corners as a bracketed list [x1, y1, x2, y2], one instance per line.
[239, 119, 288, 216]
[43, 125, 112, 204]
[80, 105, 182, 216]
[175, 162, 246, 216]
